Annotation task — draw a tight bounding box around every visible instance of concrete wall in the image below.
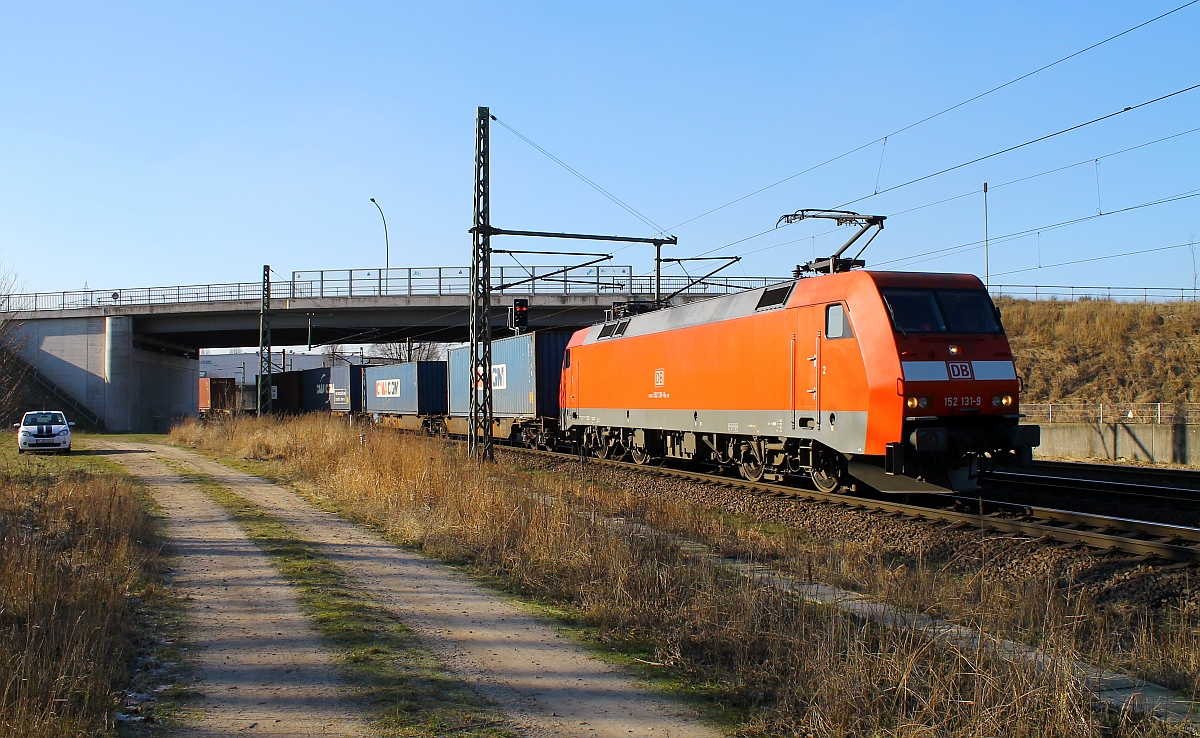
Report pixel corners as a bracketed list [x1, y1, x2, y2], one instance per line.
[10, 317, 198, 432]
[133, 348, 198, 433]
[1035, 422, 1199, 466]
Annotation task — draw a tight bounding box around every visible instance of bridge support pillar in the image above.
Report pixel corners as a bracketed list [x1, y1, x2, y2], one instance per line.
[104, 316, 133, 432]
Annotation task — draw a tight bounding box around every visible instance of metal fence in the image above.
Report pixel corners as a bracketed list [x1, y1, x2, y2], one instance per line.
[991, 285, 1200, 302]
[287, 266, 782, 298]
[1021, 403, 1200, 424]
[0, 266, 785, 312]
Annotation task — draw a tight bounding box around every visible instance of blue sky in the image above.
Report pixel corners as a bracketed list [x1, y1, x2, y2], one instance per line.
[1, 1, 1197, 294]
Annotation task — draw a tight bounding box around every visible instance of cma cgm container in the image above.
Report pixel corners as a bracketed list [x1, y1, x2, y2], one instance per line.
[329, 365, 364, 413]
[301, 367, 332, 412]
[365, 362, 447, 431]
[447, 331, 571, 441]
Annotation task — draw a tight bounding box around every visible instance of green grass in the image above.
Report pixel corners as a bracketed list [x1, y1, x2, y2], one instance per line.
[162, 461, 515, 738]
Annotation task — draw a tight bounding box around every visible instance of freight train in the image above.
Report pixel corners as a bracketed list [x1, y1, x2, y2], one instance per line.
[354, 269, 1040, 494]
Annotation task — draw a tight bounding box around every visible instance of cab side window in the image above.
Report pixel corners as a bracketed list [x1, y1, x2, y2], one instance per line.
[825, 303, 854, 339]
[562, 349, 571, 369]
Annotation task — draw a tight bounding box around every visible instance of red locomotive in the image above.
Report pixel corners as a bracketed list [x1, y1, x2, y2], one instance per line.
[559, 213, 1039, 493]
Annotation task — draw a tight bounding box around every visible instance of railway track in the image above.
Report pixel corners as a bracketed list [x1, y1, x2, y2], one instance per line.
[984, 460, 1200, 506]
[504, 446, 1200, 562]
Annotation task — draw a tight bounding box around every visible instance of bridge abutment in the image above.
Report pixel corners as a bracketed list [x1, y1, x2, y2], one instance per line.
[11, 315, 198, 432]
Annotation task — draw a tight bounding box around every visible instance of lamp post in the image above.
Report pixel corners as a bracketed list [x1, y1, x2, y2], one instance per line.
[370, 198, 390, 270]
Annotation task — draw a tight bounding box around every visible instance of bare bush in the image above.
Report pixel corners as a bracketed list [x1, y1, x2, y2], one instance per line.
[0, 461, 158, 736]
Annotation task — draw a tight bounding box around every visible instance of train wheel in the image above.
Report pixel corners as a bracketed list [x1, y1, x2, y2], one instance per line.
[631, 448, 652, 465]
[810, 467, 841, 493]
[809, 444, 846, 493]
[739, 460, 766, 482]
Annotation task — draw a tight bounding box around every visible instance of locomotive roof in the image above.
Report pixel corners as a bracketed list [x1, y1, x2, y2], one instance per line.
[578, 270, 986, 345]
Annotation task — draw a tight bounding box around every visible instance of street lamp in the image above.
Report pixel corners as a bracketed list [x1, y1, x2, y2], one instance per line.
[370, 198, 390, 270]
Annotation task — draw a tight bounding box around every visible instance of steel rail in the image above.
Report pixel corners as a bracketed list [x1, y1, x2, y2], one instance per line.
[1032, 459, 1200, 490]
[985, 469, 1200, 506]
[501, 446, 1200, 562]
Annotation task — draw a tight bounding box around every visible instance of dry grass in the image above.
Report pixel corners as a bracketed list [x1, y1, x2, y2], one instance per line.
[0, 456, 159, 737]
[171, 415, 1191, 736]
[999, 298, 1200, 403]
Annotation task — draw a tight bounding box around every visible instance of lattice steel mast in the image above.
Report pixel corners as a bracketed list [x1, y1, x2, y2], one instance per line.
[257, 264, 272, 416]
[468, 107, 494, 460]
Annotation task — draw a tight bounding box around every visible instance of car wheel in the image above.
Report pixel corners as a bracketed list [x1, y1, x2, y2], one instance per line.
[17, 448, 24, 455]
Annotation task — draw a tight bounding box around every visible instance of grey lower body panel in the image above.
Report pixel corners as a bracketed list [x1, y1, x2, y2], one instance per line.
[847, 461, 951, 494]
[566, 407, 869, 456]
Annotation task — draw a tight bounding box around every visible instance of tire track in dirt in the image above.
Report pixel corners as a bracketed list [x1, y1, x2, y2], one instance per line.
[98, 444, 364, 738]
[129, 441, 721, 738]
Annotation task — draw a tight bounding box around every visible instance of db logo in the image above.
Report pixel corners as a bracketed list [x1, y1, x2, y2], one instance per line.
[654, 368, 665, 387]
[948, 361, 973, 380]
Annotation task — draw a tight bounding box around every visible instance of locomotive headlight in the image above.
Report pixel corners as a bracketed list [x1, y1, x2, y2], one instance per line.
[992, 394, 1014, 407]
[906, 397, 919, 409]
[992, 395, 1001, 406]
[919, 397, 928, 408]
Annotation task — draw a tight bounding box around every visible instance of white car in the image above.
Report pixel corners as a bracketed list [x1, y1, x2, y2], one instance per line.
[15, 411, 75, 454]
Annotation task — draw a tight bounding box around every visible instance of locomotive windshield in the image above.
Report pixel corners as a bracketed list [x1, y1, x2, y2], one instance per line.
[880, 288, 1002, 334]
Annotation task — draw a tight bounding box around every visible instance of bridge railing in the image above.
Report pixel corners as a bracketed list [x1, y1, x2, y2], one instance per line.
[1, 266, 785, 312]
[287, 266, 782, 298]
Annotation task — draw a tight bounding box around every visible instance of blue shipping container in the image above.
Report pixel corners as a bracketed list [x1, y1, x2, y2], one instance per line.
[447, 331, 571, 418]
[301, 367, 333, 411]
[329, 365, 364, 413]
[364, 362, 448, 415]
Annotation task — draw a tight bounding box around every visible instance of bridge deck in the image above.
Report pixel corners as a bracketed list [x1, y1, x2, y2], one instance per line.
[5, 266, 786, 348]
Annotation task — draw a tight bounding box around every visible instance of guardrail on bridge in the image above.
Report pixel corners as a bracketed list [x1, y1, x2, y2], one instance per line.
[0, 266, 787, 312]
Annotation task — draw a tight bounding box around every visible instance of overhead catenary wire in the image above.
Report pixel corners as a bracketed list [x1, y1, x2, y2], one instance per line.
[490, 115, 670, 239]
[874, 188, 1200, 269]
[884, 124, 1200, 219]
[687, 92, 1200, 263]
[682, 123, 1200, 266]
[992, 240, 1198, 277]
[665, 0, 1200, 232]
[830, 83, 1200, 211]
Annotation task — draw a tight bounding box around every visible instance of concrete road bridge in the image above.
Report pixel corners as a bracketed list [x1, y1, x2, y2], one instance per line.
[3, 265, 784, 432]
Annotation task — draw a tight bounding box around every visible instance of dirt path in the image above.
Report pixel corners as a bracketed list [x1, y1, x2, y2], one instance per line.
[99, 445, 364, 738]
[114, 442, 721, 738]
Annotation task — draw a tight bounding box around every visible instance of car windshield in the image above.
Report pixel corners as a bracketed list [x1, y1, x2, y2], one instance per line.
[23, 412, 66, 426]
[880, 288, 1002, 334]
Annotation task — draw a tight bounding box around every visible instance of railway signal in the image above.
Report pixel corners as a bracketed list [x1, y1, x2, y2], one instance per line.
[509, 298, 528, 334]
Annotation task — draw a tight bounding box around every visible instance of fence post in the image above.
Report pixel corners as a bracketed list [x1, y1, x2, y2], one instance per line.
[407, 269, 412, 296]
[1048, 403, 1053, 423]
[1100, 403, 1104, 424]
[437, 268, 443, 295]
[1158, 403, 1162, 424]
